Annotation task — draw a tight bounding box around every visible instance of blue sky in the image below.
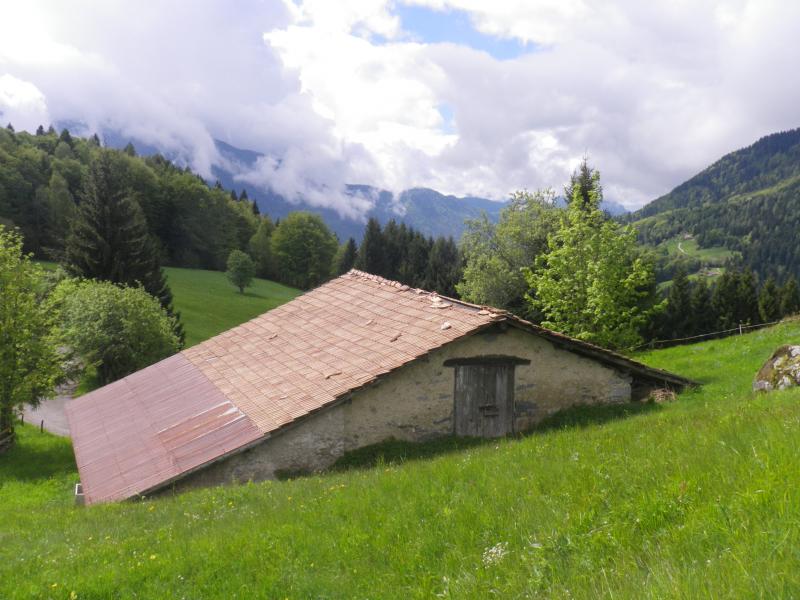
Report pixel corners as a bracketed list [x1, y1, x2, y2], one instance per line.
[394, 5, 533, 60]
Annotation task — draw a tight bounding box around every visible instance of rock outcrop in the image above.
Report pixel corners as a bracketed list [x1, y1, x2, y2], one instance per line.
[753, 345, 800, 392]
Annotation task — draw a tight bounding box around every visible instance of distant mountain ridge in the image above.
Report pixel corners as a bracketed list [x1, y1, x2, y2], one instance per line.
[631, 127, 800, 280]
[90, 127, 627, 241]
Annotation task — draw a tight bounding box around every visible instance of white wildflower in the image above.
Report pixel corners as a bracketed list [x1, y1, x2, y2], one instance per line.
[482, 542, 508, 567]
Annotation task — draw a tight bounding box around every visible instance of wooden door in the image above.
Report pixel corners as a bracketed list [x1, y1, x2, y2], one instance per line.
[453, 364, 514, 437]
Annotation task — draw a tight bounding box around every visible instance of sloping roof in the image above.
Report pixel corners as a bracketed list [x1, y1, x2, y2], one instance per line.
[66, 269, 693, 504]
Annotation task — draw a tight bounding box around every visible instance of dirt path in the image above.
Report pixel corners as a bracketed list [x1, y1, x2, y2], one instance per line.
[23, 383, 75, 437]
[677, 242, 688, 255]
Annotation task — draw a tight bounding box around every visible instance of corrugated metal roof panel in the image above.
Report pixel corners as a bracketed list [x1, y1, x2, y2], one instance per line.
[66, 354, 261, 505]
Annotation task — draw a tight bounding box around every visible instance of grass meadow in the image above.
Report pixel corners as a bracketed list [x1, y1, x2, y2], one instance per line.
[164, 267, 300, 347]
[2, 322, 800, 598]
[661, 236, 735, 265]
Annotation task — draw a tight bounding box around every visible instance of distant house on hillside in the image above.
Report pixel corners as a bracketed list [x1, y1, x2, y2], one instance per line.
[66, 270, 693, 505]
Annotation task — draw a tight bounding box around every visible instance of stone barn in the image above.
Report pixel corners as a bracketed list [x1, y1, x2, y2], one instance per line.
[66, 270, 693, 505]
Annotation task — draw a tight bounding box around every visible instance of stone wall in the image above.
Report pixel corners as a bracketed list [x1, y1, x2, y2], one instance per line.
[163, 325, 632, 494]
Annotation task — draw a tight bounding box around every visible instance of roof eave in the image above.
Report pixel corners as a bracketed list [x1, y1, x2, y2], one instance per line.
[501, 316, 699, 389]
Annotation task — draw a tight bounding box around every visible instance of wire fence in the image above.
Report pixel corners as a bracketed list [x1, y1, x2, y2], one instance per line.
[628, 316, 799, 353]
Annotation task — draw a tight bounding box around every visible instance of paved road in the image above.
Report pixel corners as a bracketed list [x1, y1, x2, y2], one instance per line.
[23, 383, 75, 437]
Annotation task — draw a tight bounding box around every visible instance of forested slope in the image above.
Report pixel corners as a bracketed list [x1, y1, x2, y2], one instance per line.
[632, 128, 800, 280]
[0, 126, 260, 271]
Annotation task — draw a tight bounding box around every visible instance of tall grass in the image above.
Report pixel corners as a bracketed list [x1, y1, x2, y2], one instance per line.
[2, 322, 800, 598]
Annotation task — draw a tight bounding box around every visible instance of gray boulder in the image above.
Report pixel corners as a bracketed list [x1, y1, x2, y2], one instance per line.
[753, 345, 800, 392]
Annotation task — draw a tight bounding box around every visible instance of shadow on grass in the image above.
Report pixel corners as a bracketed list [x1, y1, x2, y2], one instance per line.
[328, 401, 663, 474]
[0, 425, 76, 482]
[238, 290, 268, 299]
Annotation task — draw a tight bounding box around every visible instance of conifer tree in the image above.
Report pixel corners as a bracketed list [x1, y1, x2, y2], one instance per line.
[664, 265, 692, 337]
[425, 236, 461, 297]
[239, 189, 249, 202]
[230, 190, 238, 202]
[758, 276, 781, 322]
[564, 157, 602, 211]
[690, 279, 714, 334]
[382, 220, 403, 280]
[251, 201, 260, 216]
[332, 237, 358, 276]
[65, 150, 183, 345]
[780, 275, 800, 316]
[5, 123, 13, 132]
[737, 269, 760, 324]
[35, 125, 45, 136]
[59, 129, 74, 148]
[712, 271, 737, 329]
[355, 218, 386, 275]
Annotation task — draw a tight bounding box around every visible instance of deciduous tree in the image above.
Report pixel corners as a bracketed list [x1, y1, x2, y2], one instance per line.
[49, 279, 179, 386]
[458, 189, 559, 317]
[271, 212, 337, 289]
[525, 168, 658, 350]
[226, 249, 256, 293]
[0, 226, 61, 451]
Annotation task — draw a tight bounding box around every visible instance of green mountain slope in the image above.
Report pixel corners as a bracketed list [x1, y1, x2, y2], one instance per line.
[632, 128, 800, 280]
[4, 321, 800, 598]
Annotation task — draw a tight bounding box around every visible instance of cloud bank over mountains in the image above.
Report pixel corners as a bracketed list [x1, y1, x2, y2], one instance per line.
[1, 0, 798, 215]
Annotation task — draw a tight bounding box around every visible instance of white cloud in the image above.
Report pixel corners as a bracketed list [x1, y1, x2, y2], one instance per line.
[0, 74, 49, 131]
[1, 0, 799, 212]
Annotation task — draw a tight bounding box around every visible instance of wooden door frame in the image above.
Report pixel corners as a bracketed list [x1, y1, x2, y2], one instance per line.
[445, 355, 530, 437]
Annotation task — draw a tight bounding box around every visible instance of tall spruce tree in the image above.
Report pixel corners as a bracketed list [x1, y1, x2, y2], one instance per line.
[712, 271, 739, 329]
[356, 218, 386, 275]
[65, 150, 184, 345]
[780, 276, 800, 316]
[758, 276, 781, 322]
[664, 265, 692, 337]
[690, 279, 715, 334]
[59, 129, 74, 148]
[564, 157, 602, 211]
[736, 269, 760, 325]
[424, 236, 461, 297]
[332, 237, 358, 276]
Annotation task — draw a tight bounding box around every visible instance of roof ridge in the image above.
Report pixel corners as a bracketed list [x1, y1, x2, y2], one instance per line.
[344, 269, 507, 316]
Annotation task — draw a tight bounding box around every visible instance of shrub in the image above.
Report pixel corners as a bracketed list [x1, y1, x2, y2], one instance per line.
[49, 280, 180, 385]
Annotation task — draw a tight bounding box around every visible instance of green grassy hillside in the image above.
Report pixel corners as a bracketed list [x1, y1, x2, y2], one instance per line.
[3, 323, 800, 598]
[654, 236, 734, 291]
[165, 267, 300, 346]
